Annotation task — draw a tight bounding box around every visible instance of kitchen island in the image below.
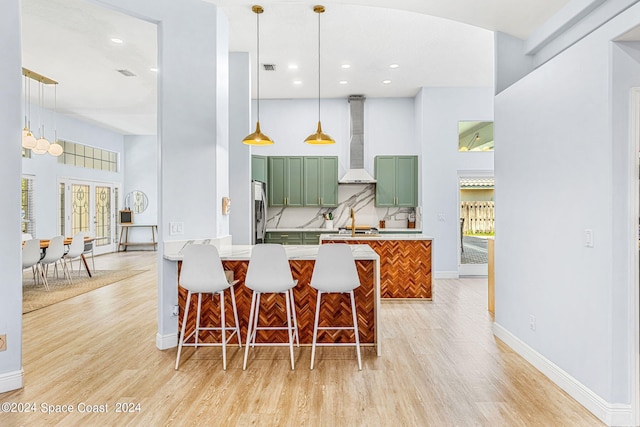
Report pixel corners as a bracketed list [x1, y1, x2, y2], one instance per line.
[165, 244, 381, 355]
[320, 234, 433, 299]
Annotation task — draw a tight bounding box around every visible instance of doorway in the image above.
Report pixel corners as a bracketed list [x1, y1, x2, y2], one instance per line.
[59, 179, 120, 255]
[458, 175, 494, 276]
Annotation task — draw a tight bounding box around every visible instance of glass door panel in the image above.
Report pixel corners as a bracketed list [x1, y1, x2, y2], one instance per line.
[95, 185, 112, 251]
[71, 184, 90, 236]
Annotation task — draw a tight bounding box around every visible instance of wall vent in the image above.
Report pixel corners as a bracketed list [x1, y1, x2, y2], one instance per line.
[262, 64, 276, 71]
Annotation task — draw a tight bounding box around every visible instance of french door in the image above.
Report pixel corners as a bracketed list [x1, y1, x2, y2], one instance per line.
[59, 179, 120, 255]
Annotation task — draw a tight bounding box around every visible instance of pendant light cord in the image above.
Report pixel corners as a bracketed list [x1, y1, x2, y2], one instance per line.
[256, 9, 260, 123]
[317, 9, 321, 121]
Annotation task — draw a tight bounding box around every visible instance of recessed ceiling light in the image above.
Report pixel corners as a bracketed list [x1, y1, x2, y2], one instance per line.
[339, 80, 348, 85]
[382, 79, 392, 84]
[341, 64, 351, 69]
[150, 67, 158, 73]
[389, 64, 399, 69]
[288, 64, 298, 70]
[293, 80, 302, 85]
[110, 38, 123, 44]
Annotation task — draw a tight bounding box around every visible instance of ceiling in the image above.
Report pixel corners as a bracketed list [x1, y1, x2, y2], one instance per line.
[20, 0, 573, 135]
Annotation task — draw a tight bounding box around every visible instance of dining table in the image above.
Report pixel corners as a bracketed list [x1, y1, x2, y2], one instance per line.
[38, 237, 96, 277]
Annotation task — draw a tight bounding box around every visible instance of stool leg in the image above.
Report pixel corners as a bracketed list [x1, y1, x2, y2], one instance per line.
[284, 290, 295, 370]
[350, 290, 362, 370]
[175, 291, 192, 369]
[220, 290, 227, 370]
[243, 291, 258, 370]
[251, 293, 261, 347]
[195, 293, 202, 349]
[290, 288, 300, 347]
[230, 285, 242, 347]
[310, 290, 322, 370]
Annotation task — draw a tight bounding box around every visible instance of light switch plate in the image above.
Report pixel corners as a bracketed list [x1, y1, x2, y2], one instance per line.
[169, 222, 184, 236]
[584, 229, 593, 248]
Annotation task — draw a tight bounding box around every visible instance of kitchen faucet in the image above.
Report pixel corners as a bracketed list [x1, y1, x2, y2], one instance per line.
[350, 208, 355, 237]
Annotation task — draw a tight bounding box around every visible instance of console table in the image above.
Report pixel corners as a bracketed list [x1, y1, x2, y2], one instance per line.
[118, 224, 158, 251]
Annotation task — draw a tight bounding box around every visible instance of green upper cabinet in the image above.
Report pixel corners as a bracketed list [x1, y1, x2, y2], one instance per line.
[251, 155, 268, 183]
[375, 155, 418, 207]
[268, 156, 304, 207]
[303, 156, 338, 207]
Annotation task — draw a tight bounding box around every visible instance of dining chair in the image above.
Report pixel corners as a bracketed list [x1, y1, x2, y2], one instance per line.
[243, 244, 299, 371]
[175, 244, 242, 370]
[79, 234, 95, 275]
[310, 244, 362, 370]
[22, 238, 41, 285]
[39, 235, 68, 289]
[63, 232, 86, 283]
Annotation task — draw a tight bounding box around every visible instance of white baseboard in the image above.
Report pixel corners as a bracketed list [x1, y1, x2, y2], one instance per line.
[434, 271, 459, 279]
[156, 332, 178, 350]
[458, 263, 488, 277]
[493, 323, 635, 426]
[0, 369, 23, 393]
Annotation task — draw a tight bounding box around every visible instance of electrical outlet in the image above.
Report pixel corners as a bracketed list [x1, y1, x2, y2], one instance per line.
[529, 315, 536, 331]
[0, 334, 6, 351]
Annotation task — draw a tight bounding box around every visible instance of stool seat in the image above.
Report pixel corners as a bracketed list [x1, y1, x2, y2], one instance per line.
[175, 244, 242, 370]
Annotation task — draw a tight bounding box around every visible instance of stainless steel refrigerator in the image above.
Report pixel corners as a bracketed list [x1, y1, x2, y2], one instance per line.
[251, 180, 267, 244]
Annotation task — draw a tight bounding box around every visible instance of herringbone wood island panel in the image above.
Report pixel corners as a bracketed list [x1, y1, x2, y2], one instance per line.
[177, 259, 376, 345]
[323, 239, 432, 299]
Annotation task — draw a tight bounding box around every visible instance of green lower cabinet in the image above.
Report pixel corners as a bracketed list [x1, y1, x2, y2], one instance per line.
[265, 232, 303, 245]
[265, 231, 325, 245]
[302, 232, 323, 245]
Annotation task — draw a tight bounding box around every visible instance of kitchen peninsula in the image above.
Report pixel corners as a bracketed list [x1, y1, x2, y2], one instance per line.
[320, 233, 433, 299]
[164, 242, 381, 355]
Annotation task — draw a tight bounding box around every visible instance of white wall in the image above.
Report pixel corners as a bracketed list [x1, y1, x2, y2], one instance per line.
[229, 53, 252, 244]
[0, 0, 24, 393]
[22, 109, 125, 238]
[494, 3, 640, 421]
[417, 87, 494, 277]
[90, 0, 231, 348]
[123, 134, 157, 243]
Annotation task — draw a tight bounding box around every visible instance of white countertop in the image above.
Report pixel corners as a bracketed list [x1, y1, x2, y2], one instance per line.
[266, 227, 421, 233]
[164, 243, 379, 262]
[320, 233, 433, 241]
[266, 228, 339, 232]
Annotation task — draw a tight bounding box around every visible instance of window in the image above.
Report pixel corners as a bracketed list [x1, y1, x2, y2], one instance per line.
[21, 176, 35, 236]
[458, 121, 494, 152]
[58, 139, 119, 172]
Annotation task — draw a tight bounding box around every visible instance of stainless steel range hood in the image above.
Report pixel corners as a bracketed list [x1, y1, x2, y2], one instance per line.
[340, 95, 376, 184]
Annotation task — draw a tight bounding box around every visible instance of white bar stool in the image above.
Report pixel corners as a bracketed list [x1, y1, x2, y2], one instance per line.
[175, 244, 242, 370]
[243, 244, 299, 370]
[310, 244, 362, 370]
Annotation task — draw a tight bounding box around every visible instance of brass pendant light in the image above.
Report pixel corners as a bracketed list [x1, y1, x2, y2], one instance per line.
[243, 5, 274, 145]
[305, 5, 334, 145]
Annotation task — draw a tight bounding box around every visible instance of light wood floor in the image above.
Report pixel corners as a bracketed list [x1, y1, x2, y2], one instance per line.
[2, 251, 603, 426]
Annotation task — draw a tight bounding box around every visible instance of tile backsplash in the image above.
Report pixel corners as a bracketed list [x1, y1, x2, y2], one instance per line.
[266, 184, 420, 229]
